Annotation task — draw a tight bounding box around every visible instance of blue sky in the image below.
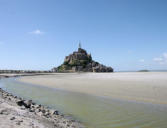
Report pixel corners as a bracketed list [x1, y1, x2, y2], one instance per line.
[0, 0, 167, 71]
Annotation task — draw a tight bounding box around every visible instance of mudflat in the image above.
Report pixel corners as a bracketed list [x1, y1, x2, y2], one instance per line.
[19, 72, 167, 104]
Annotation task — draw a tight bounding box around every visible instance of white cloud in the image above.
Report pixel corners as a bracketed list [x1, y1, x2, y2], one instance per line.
[29, 29, 44, 35]
[153, 53, 167, 65]
[163, 53, 167, 59]
[139, 59, 145, 62]
[153, 57, 163, 62]
[159, 62, 165, 65]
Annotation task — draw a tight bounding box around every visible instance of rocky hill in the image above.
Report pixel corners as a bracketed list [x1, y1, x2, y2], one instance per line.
[52, 46, 113, 72]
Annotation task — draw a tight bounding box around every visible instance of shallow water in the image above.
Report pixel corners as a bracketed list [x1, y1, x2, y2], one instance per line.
[0, 78, 167, 128]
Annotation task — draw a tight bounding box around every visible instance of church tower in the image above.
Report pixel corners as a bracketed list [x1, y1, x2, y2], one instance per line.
[79, 41, 81, 49]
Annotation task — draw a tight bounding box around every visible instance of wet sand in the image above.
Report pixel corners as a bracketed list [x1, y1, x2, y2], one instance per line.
[19, 72, 167, 104]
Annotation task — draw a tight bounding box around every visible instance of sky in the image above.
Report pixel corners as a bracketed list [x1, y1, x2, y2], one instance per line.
[0, 0, 167, 71]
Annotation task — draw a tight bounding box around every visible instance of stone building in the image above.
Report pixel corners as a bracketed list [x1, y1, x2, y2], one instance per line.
[52, 44, 113, 72]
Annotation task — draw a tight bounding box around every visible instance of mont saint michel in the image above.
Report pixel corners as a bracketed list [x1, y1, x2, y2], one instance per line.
[52, 44, 113, 72]
[1, 1, 167, 128]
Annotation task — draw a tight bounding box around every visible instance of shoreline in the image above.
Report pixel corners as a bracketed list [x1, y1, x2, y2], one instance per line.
[0, 74, 84, 128]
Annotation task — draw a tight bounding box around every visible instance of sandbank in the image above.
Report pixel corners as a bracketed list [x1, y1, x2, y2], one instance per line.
[19, 72, 167, 104]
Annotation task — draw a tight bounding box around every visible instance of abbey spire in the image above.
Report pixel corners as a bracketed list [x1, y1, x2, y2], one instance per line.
[79, 41, 81, 49]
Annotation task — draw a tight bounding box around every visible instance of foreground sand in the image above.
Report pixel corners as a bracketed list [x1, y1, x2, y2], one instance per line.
[0, 95, 54, 128]
[19, 72, 167, 104]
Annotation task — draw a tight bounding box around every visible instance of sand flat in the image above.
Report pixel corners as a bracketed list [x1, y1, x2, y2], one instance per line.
[19, 72, 167, 104]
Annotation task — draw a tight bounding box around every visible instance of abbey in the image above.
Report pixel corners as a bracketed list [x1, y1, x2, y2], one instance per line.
[52, 44, 113, 72]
